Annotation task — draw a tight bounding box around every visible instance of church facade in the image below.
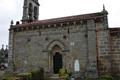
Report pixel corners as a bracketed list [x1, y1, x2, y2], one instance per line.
[8, 0, 120, 78]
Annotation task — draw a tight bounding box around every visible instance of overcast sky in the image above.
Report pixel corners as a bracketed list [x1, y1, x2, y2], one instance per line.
[0, 0, 120, 48]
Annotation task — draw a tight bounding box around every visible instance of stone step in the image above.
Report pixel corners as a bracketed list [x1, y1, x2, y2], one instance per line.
[49, 74, 60, 80]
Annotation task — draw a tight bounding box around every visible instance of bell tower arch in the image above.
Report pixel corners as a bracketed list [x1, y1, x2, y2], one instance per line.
[22, 0, 40, 23]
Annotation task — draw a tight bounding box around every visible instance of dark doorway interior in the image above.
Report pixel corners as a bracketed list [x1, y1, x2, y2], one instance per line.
[53, 52, 63, 74]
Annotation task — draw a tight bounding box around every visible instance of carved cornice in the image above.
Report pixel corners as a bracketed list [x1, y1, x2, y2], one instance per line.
[10, 12, 105, 32]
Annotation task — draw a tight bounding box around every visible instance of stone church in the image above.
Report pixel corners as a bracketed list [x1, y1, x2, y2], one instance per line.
[8, 0, 120, 78]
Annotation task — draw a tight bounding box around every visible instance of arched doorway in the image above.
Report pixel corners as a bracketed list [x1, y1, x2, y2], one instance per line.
[53, 52, 63, 74]
[47, 40, 65, 74]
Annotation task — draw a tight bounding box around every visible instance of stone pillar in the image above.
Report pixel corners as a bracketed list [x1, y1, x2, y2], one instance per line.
[22, 6, 28, 21]
[62, 51, 66, 69]
[48, 51, 51, 72]
[86, 20, 98, 78]
[96, 20, 110, 75]
[8, 29, 14, 72]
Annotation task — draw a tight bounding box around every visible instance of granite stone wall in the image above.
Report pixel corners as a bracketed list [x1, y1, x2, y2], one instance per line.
[9, 15, 110, 78]
[110, 29, 120, 75]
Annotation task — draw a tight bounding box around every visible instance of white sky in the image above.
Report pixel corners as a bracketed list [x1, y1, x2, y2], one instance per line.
[0, 0, 120, 48]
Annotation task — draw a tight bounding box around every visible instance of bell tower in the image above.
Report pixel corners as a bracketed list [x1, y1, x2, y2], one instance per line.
[22, 0, 40, 23]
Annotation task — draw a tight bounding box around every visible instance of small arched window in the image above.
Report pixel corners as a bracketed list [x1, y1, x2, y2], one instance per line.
[34, 6, 38, 19]
[74, 59, 80, 72]
[28, 3, 33, 19]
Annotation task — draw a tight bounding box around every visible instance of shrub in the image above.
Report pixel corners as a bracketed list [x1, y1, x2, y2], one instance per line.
[112, 75, 120, 80]
[2, 77, 18, 80]
[2, 73, 19, 80]
[17, 72, 32, 80]
[59, 68, 71, 80]
[31, 67, 44, 80]
[2, 68, 45, 80]
[85, 77, 93, 80]
[99, 75, 114, 80]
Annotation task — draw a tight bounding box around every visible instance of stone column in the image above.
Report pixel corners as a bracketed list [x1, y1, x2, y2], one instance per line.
[8, 29, 14, 72]
[86, 20, 98, 78]
[48, 51, 51, 72]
